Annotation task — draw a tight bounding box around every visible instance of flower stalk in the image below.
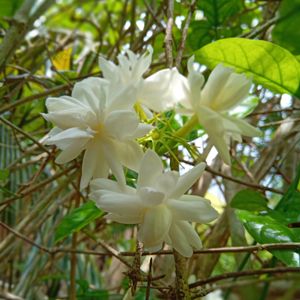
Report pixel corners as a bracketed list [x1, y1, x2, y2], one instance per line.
[157, 114, 198, 155]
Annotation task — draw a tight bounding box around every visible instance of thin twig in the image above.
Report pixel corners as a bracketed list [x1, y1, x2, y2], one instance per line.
[0, 164, 77, 206]
[165, 0, 174, 68]
[175, 0, 196, 68]
[69, 180, 80, 300]
[146, 258, 153, 300]
[0, 84, 70, 114]
[189, 267, 300, 288]
[0, 117, 51, 154]
[2, 221, 300, 257]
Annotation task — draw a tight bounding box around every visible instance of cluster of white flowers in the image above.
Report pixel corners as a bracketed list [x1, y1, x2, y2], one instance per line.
[43, 47, 260, 257]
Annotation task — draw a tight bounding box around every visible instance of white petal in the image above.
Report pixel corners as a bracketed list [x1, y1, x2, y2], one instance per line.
[197, 107, 231, 165]
[45, 128, 93, 149]
[224, 115, 261, 137]
[106, 213, 142, 224]
[145, 243, 163, 253]
[154, 171, 179, 196]
[92, 190, 143, 216]
[105, 110, 139, 140]
[130, 123, 153, 139]
[47, 127, 62, 137]
[127, 47, 152, 80]
[200, 64, 233, 108]
[169, 220, 202, 257]
[170, 163, 206, 199]
[168, 195, 219, 223]
[102, 139, 126, 186]
[90, 178, 135, 194]
[93, 154, 110, 179]
[187, 56, 204, 109]
[137, 149, 163, 189]
[55, 140, 87, 164]
[201, 64, 251, 112]
[139, 187, 165, 207]
[179, 221, 203, 249]
[72, 77, 108, 113]
[112, 140, 143, 172]
[168, 221, 193, 257]
[45, 95, 89, 112]
[140, 104, 153, 119]
[175, 106, 194, 115]
[219, 73, 251, 111]
[138, 205, 172, 248]
[42, 111, 93, 129]
[107, 84, 137, 112]
[141, 68, 189, 112]
[90, 178, 124, 193]
[44, 96, 99, 128]
[99, 57, 118, 81]
[80, 140, 101, 189]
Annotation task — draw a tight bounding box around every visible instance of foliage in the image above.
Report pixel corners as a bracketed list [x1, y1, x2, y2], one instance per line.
[1, 0, 300, 299]
[195, 38, 300, 96]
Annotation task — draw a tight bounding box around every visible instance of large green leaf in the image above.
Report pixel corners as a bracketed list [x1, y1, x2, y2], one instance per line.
[230, 189, 268, 212]
[195, 38, 300, 96]
[55, 201, 103, 243]
[237, 210, 300, 267]
[272, 0, 300, 55]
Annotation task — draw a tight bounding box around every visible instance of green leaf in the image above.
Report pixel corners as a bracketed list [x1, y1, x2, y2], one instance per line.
[272, 0, 300, 55]
[187, 20, 212, 50]
[230, 189, 268, 212]
[275, 165, 300, 223]
[237, 210, 300, 267]
[198, 0, 243, 27]
[195, 38, 300, 96]
[55, 201, 103, 243]
[188, 0, 243, 50]
[0, 169, 9, 182]
[0, 0, 23, 17]
[77, 290, 109, 300]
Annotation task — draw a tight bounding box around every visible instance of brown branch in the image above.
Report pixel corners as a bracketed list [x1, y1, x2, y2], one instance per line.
[0, 221, 50, 253]
[177, 157, 284, 194]
[165, 0, 174, 68]
[189, 267, 300, 288]
[146, 258, 153, 300]
[0, 164, 77, 206]
[0, 0, 55, 70]
[2, 220, 300, 257]
[0, 84, 71, 114]
[249, 107, 300, 116]
[205, 166, 283, 194]
[69, 180, 81, 300]
[0, 116, 51, 155]
[175, 0, 196, 68]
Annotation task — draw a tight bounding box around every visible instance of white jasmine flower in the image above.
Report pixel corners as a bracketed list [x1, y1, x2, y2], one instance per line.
[177, 58, 261, 165]
[43, 77, 152, 189]
[90, 149, 218, 257]
[99, 47, 186, 113]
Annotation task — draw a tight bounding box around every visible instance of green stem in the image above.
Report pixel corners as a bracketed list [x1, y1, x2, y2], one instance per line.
[158, 114, 198, 155]
[174, 114, 198, 139]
